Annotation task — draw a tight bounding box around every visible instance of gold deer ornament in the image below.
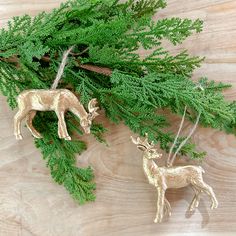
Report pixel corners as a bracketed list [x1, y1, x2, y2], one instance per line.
[14, 89, 99, 140]
[131, 135, 218, 223]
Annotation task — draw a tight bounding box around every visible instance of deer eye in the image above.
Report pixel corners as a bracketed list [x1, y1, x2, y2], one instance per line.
[81, 119, 88, 126]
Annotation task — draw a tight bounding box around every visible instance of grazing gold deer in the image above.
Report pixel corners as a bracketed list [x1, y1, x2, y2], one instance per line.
[14, 89, 99, 140]
[131, 135, 218, 223]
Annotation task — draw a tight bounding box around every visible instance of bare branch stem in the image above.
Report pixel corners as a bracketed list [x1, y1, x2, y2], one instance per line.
[0, 53, 113, 76]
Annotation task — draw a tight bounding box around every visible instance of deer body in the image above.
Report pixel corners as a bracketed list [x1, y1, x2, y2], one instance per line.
[131, 135, 218, 223]
[14, 89, 99, 140]
[151, 165, 205, 189]
[17, 89, 87, 114]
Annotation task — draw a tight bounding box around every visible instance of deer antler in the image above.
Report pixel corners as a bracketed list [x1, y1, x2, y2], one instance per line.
[88, 98, 99, 120]
[131, 133, 155, 150]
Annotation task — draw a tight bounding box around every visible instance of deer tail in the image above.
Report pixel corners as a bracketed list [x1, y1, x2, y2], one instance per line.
[199, 166, 205, 174]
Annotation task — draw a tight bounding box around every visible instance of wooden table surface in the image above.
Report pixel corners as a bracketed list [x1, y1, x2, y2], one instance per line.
[0, 1, 236, 235]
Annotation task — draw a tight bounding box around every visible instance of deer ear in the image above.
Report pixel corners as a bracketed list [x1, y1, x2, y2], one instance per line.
[137, 145, 147, 151]
[130, 136, 138, 144]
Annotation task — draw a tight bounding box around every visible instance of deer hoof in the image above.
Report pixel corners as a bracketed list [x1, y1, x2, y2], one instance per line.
[32, 133, 42, 139]
[15, 134, 23, 140]
[189, 206, 195, 212]
[64, 136, 72, 141]
[154, 217, 162, 223]
[195, 201, 200, 208]
[211, 202, 218, 209]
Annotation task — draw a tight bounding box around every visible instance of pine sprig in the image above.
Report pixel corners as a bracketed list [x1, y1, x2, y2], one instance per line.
[34, 112, 96, 204]
[0, 0, 236, 204]
[130, 0, 167, 17]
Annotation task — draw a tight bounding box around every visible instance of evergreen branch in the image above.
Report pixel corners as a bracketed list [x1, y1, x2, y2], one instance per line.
[109, 70, 234, 128]
[0, 0, 236, 204]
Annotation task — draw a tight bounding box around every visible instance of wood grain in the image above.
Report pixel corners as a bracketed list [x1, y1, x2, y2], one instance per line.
[0, 0, 236, 235]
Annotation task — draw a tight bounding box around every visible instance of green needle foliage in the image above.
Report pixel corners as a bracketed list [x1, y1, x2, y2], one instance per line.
[0, 0, 236, 203]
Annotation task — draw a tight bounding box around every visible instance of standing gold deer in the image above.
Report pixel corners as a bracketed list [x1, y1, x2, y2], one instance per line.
[131, 135, 218, 223]
[14, 89, 99, 140]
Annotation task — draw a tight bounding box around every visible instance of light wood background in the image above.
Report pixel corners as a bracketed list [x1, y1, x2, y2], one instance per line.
[0, 0, 236, 235]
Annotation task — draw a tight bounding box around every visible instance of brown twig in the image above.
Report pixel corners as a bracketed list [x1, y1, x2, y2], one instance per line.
[0, 56, 18, 64]
[77, 63, 112, 76]
[0, 54, 113, 76]
[70, 47, 89, 56]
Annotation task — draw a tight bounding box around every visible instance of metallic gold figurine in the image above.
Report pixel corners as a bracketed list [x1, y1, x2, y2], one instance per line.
[131, 135, 218, 223]
[14, 89, 99, 140]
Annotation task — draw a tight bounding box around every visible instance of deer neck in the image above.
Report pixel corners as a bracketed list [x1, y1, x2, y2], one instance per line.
[78, 106, 89, 119]
[142, 155, 159, 184]
[70, 104, 88, 120]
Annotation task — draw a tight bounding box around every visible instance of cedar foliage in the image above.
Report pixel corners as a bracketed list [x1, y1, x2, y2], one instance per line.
[0, 0, 236, 203]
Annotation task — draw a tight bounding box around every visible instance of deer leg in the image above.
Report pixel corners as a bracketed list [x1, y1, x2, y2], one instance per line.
[154, 187, 161, 223]
[158, 188, 166, 222]
[192, 179, 218, 209]
[14, 109, 29, 140]
[26, 111, 42, 139]
[189, 186, 202, 211]
[154, 187, 165, 223]
[164, 197, 172, 217]
[56, 111, 71, 140]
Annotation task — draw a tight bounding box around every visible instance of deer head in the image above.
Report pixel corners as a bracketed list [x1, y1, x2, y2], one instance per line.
[80, 98, 99, 134]
[131, 134, 162, 160]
